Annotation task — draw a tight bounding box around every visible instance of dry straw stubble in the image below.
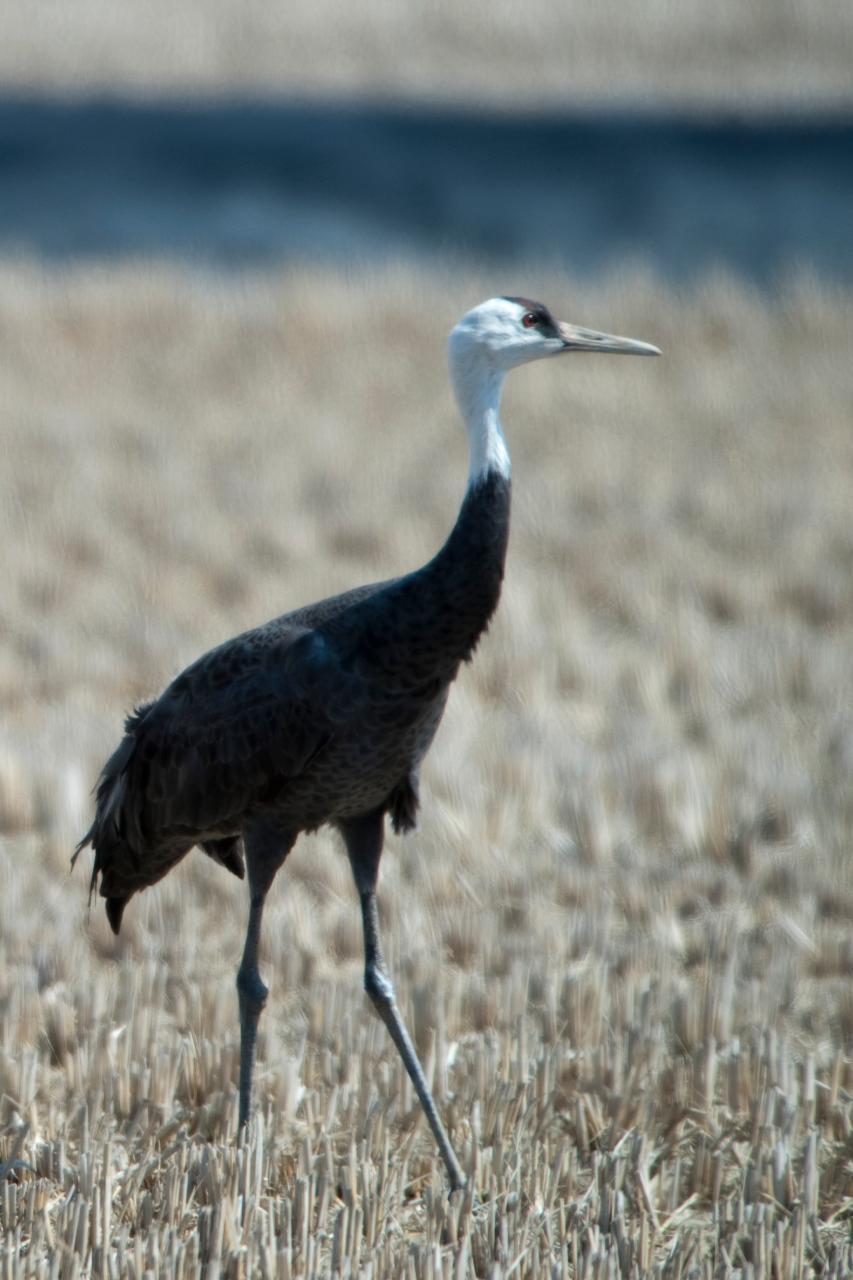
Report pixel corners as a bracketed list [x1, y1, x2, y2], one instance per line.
[0, 263, 852, 1275]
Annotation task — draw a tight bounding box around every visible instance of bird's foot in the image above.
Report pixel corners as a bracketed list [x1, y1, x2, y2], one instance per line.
[0, 1158, 36, 1181]
[0, 1124, 35, 1180]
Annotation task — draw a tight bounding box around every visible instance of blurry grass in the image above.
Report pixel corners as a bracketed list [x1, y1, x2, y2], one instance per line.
[0, 261, 852, 1275]
[2, 0, 852, 106]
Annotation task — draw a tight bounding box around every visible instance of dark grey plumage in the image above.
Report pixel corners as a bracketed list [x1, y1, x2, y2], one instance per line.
[76, 295, 659, 1192]
[77, 468, 509, 1194]
[77, 471, 509, 931]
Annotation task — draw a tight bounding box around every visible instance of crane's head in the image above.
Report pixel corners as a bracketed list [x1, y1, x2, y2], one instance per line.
[449, 296, 660, 374]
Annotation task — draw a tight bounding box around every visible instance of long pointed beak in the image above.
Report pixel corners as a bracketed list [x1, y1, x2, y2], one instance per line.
[557, 322, 661, 357]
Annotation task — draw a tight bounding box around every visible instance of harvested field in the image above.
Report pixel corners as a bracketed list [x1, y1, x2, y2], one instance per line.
[0, 262, 852, 1276]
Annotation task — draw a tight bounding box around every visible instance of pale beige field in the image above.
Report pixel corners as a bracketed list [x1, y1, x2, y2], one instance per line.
[3, 0, 853, 108]
[0, 263, 852, 1276]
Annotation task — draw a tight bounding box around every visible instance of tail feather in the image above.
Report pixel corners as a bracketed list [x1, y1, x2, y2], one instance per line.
[105, 896, 127, 935]
[73, 730, 140, 931]
[75, 704, 244, 935]
[71, 822, 98, 901]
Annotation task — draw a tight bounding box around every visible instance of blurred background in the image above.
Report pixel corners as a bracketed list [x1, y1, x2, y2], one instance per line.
[1, 0, 852, 281]
[2, 4, 853, 1273]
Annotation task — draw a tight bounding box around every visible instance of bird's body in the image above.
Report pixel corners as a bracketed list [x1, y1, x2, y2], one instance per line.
[84, 466, 510, 928]
[76, 297, 658, 1192]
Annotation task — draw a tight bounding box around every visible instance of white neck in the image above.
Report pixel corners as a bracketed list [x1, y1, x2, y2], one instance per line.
[450, 356, 511, 488]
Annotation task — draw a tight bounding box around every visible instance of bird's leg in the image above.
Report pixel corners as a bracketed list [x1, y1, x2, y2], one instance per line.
[237, 828, 293, 1133]
[236, 892, 269, 1132]
[342, 812, 466, 1193]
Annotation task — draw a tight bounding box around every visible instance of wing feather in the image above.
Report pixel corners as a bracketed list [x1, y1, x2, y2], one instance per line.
[75, 583, 389, 928]
[121, 626, 343, 842]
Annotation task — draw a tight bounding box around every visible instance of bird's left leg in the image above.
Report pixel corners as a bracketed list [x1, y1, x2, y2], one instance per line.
[341, 810, 466, 1193]
[237, 825, 295, 1133]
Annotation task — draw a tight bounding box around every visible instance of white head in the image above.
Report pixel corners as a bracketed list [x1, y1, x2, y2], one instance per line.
[449, 295, 660, 376]
[448, 296, 660, 483]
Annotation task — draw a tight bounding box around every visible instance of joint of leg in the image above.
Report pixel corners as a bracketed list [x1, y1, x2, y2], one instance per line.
[236, 967, 269, 1012]
[365, 963, 395, 1010]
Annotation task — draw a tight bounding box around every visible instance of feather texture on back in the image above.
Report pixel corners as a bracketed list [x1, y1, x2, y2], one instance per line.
[76, 471, 510, 930]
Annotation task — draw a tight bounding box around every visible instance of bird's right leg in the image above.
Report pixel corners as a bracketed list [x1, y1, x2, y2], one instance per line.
[342, 811, 466, 1193]
[236, 827, 294, 1133]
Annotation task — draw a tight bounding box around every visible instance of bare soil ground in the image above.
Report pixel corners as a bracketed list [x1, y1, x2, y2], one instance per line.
[0, 262, 852, 1276]
[2, 0, 852, 107]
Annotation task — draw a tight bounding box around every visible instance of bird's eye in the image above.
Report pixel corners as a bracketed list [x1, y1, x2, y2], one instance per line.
[522, 312, 537, 329]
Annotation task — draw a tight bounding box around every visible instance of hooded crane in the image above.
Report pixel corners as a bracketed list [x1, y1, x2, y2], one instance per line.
[75, 297, 659, 1192]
